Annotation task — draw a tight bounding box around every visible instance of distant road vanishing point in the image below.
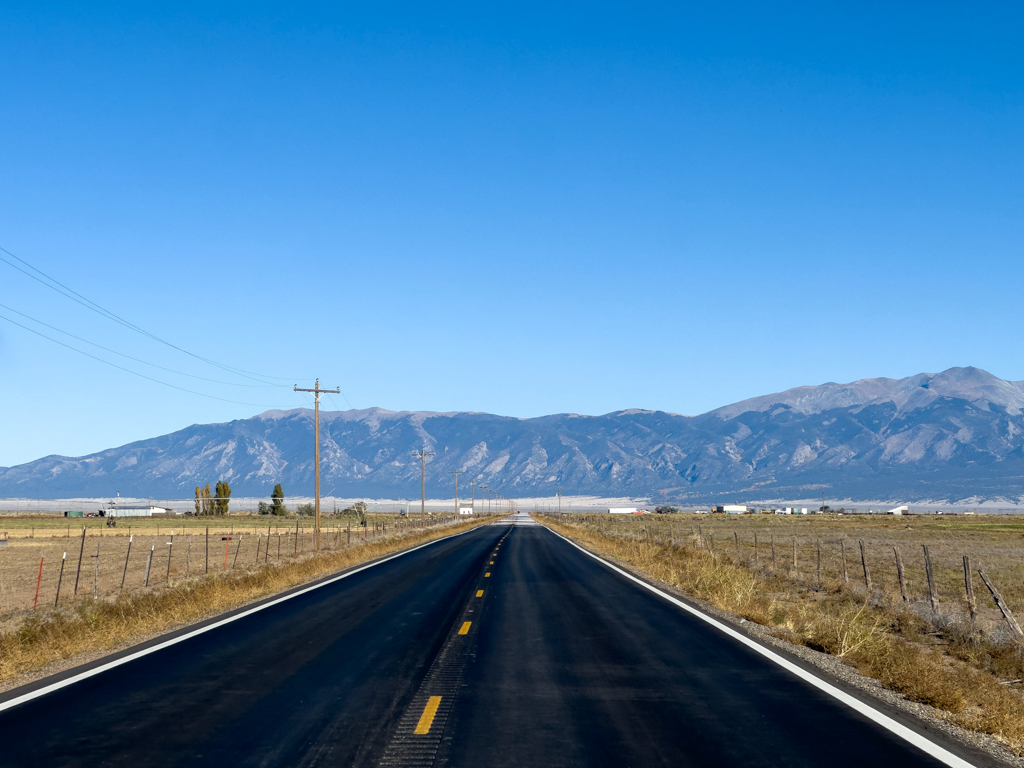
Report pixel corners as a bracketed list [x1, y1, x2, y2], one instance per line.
[0, 515, 996, 767]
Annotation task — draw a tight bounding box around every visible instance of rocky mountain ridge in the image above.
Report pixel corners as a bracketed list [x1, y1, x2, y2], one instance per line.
[3, 367, 1023, 503]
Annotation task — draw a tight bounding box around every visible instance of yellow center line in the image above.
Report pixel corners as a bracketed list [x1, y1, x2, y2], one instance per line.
[414, 696, 442, 734]
[489, 560, 494, 564]
[485, 572, 491, 577]
[458, 621, 472, 635]
[476, 589, 484, 597]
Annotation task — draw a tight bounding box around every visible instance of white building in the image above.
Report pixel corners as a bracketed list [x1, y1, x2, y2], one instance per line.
[111, 505, 172, 518]
[459, 503, 474, 515]
[889, 505, 909, 515]
[723, 505, 748, 514]
[608, 507, 641, 514]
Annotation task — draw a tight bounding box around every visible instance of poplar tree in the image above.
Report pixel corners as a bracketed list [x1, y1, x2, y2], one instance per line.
[215, 481, 232, 515]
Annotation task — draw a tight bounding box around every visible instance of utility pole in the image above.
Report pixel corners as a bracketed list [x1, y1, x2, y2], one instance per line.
[470, 480, 477, 514]
[294, 379, 340, 551]
[558, 486, 561, 514]
[480, 484, 487, 515]
[450, 469, 463, 515]
[415, 449, 435, 521]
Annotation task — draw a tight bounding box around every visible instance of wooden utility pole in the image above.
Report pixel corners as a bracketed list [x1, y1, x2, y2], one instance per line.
[415, 448, 435, 521]
[294, 379, 340, 551]
[451, 469, 463, 515]
[558, 486, 561, 514]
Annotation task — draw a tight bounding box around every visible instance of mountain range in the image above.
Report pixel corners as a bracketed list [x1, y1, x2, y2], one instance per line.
[3, 366, 1024, 503]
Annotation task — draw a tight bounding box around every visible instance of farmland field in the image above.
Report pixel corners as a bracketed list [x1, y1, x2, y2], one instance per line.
[0, 513, 445, 618]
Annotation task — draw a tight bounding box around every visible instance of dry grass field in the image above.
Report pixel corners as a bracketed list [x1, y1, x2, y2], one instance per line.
[541, 512, 1024, 755]
[0, 513, 445, 616]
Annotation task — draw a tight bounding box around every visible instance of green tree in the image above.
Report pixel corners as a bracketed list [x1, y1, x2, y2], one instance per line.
[215, 481, 232, 515]
[296, 502, 315, 516]
[271, 483, 286, 516]
[194, 487, 202, 516]
[202, 483, 212, 516]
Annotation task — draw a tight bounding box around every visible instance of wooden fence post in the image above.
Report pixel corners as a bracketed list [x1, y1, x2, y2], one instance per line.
[121, 535, 133, 590]
[144, 545, 154, 587]
[33, 556, 44, 610]
[93, 542, 100, 598]
[978, 569, 1023, 640]
[166, 533, 174, 584]
[771, 533, 776, 567]
[205, 527, 209, 574]
[54, 552, 67, 607]
[963, 555, 976, 624]
[840, 539, 848, 583]
[232, 536, 243, 569]
[894, 547, 907, 602]
[859, 540, 871, 590]
[923, 545, 939, 613]
[73, 527, 86, 596]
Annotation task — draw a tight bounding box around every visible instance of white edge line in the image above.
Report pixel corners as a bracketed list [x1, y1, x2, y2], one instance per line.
[0, 525, 484, 714]
[544, 526, 977, 768]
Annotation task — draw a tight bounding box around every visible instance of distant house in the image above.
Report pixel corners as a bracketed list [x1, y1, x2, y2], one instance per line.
[889, 505, 909, 515]
[722, 505, 748, 514]
[458, 503, 474, 515]
[110, 505, 173, 518]
[608, 507, 640, 514]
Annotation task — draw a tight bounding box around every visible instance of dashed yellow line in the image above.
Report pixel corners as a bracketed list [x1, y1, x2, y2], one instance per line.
[414, 696, 442, 734]
[458, 621, 472, 635]
[476, 589, 484, 597]
[485, 572, 491, 577]
[489, 560, 494, 564]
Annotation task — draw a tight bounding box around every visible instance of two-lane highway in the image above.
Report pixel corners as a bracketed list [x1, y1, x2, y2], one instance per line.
[0, 518, 998, 767]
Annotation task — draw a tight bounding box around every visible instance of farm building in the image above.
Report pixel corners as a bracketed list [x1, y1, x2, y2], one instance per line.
[111, 505, 173, 518]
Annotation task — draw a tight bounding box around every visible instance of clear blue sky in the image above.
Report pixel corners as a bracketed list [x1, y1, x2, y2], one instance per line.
[1, 3, 1023, 468]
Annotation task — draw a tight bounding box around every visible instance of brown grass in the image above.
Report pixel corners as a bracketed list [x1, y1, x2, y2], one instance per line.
[0, 514, 452, 614]
[0, 516, 492, 684]
[542, 513, 1024, 754]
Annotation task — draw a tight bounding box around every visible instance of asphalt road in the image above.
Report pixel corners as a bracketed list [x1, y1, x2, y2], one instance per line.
[0, 518, 998, 768]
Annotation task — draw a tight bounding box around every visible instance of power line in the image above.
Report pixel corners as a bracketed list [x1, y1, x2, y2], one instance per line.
[0, 311, 291, 408]
[0, 245, 300, 385]
[0, 301, 286, 389]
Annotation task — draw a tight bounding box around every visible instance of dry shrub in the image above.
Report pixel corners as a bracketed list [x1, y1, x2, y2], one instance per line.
[809, 599, 886, 659]
[0, 518, 489, 682]
[857, 639, 970, 712]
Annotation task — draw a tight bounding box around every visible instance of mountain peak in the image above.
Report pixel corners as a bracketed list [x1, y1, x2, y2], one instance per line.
[710, 367, 1024, 419]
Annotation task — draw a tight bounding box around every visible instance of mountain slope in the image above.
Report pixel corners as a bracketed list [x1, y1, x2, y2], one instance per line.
[3, 367, 1024, 502]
